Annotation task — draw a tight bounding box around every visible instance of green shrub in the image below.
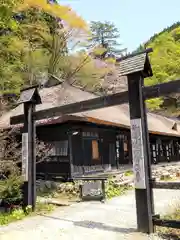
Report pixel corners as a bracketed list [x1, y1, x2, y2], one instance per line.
[160, 175, 173, 181]
[0, 208, 26, 225]
[0, 174, 23, 205]
[0, 203, 54, 225]
[35, 201, 54, 213]
[105, 178, 131, 199]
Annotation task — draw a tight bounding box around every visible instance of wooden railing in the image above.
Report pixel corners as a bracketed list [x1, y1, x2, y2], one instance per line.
[151, 179, 180, 229]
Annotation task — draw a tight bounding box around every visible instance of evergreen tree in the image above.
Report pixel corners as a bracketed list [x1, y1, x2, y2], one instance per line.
[88, 21, 126, 58]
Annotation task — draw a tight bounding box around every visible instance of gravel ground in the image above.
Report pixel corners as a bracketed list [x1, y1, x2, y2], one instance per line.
[0, 189, 180, 240]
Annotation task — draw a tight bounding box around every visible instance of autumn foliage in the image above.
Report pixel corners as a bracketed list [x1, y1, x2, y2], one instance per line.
[16, 0, 88, 31]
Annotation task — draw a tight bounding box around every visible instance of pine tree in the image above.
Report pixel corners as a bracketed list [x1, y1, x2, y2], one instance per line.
[88, 21, 126, 59]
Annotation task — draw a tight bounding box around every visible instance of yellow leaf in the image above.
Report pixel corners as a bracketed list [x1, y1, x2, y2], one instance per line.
[16, 0, 88, 31]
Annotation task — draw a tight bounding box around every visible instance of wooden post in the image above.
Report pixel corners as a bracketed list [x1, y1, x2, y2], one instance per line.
[128, 73, 154, 234]
[19, 86, 41, 211]
[22, 103, 35, 209]
[68, 132, 74, 179]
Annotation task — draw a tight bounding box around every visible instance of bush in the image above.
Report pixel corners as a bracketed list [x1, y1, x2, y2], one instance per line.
[35, 201, 54, 213]
[0, 208, 26, 225]
[105, 178, 131, 199]
[0, 203, 54, 225]
[0, 173, 23, 207]
[0, 129, 51, 209]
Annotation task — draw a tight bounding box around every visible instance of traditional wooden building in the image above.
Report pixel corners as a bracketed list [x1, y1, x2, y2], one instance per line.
[0, 82, 180, 180]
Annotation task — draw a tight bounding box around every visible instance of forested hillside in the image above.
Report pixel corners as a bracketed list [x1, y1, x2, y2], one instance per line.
[142, 22, 180, 115]
[1, 2, 180, 118]
[0, 1, 114, 113]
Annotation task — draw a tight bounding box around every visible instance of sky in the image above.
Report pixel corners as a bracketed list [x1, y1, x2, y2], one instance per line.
[59, 0, 180, 52]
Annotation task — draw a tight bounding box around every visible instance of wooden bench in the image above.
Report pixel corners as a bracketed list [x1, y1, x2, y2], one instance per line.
[73, 176, 107, 202]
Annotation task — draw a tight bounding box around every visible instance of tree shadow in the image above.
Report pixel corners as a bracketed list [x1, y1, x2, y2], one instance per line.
[39, 214, 136, 234]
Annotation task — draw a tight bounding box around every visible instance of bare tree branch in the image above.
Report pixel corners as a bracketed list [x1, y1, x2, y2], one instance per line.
[0, 128, 52, 177]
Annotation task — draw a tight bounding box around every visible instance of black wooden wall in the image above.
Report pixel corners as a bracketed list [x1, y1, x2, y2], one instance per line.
[36, 123, 71, 180]
[34, 121, 180, 180]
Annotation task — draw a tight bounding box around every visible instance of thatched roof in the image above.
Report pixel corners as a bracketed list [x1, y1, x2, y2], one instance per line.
[0, 82, 180, 137]
[102, 68, 128, 94]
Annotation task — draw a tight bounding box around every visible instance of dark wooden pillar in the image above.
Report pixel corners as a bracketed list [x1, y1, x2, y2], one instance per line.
[175, 140, 179, 161]
[128, 73, 154, 234]
[155, 141, 158, 164]
[19, 86, 41, 211]
[68, 132, 74, 178]
[22, 104, 35, 209]
[128, 133, 133, 164]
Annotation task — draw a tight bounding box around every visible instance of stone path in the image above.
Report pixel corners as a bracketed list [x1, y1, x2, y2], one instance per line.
[0, 189, 180, 240]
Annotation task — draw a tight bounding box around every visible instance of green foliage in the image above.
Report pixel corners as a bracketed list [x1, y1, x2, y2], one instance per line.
[66, 52, 110, 89]
[36, 178, 131, 202]
[137, 22, 180, 112]
[0, 208, 25, 225]
[105, 178, 131, 199]
[35, 201, 54, 213]
[0, 0, 21, 29]
[124, 170, 133, 177]
[0, 128, 51, 208]
[0, 3, 112, 98]
[146, 98, 164, 111]
[0, 174, 23, 205]
[146, 29, 180, 86]
[88, 21, 126, 58]
[0, 9, 51, 94]
[0, 1, 90, 96]
[0, 202, 54, 225]
[160, 174, 173, 181]
[144, 22, 180, 48]
[132, 44, 145, 54]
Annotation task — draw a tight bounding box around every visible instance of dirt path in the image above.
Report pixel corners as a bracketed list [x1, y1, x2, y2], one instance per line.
[0, 189, 180, 240]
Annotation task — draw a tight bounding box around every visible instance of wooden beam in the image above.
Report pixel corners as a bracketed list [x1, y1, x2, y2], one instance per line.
[152, 181, 180, 190]
[10, 91, 129, 125]
[144, 79, 180, 99]
[10, 79, 180, 125]
[153, 218, 180, 229]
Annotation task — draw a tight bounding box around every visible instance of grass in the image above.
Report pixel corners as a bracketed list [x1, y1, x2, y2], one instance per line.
[105, 178, 133, 199]
[160, 175, 174, 181]
[157, 204, 180, 239]
[0, 201, 55, 226]
[124, 170, 133, 177]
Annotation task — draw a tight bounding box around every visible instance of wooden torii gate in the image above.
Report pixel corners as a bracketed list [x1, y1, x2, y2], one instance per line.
[10, 48, 180, 234]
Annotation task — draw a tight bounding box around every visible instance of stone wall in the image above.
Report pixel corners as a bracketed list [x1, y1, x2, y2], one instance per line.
[36, 164, 180, 198]
[152, 164, 180, 181]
